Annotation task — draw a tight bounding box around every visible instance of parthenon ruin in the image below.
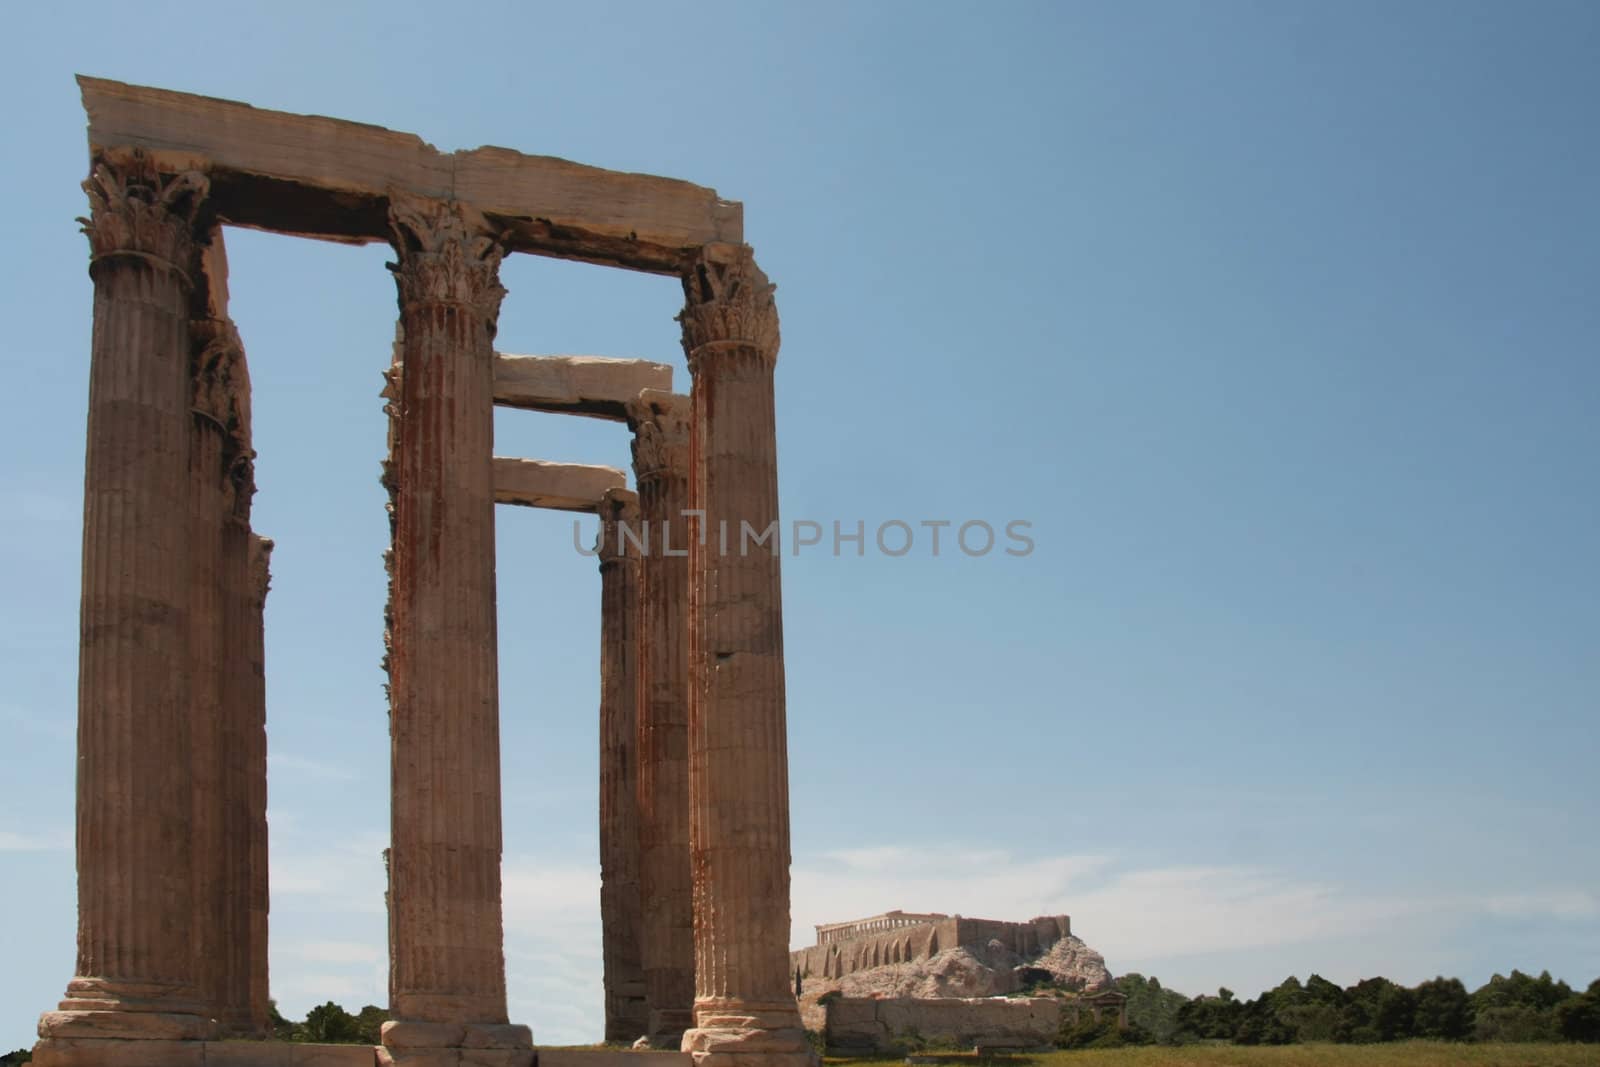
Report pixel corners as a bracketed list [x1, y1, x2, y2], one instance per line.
[34, 76, 809, 1067]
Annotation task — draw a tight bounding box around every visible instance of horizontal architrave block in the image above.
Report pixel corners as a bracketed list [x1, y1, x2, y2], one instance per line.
[493, 458, 625, 513]
[80, 76, 742, 273]
[494, 354, 672, 420]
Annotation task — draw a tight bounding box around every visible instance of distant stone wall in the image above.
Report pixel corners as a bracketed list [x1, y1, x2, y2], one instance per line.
[791, 914, 1070, 982]
[822, 993, 1123, 1052]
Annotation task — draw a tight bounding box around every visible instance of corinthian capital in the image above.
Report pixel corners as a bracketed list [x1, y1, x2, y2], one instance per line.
[387, 195, 508, 327]
[626, 389, 690, 481]
[676, 243, 779, 367]
[78, 151, 209, 279]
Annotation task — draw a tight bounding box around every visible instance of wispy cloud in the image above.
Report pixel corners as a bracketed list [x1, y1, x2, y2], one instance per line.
[283, 940, 384, 965]
[16, 492, 74, 524]
[264, 842, 1600, 1045]
[502, 857, 604, 1046]
[0, 828, 71, 851]
[268, 832, 387, 912]
[268, 752, 361, 781]
[1, 702, 74, 742]
[1481, 889, 1600, 921]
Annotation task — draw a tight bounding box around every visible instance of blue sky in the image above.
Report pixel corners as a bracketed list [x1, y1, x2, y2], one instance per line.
[2, 0, 1597, 1048]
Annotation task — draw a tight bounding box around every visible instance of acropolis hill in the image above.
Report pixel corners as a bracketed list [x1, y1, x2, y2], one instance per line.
[792, 911, 1076, 981]
[789, 911, 1118, 1046]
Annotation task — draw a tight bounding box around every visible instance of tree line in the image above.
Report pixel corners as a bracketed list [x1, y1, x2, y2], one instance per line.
[1095, 969, 1600, 1048]
[267, 1001, 390, 1044]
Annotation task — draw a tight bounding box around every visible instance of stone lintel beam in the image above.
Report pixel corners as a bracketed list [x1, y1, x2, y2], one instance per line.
[492, 458, 626, 513]
[494, 354, 673, 420]
[80, 76, 742, 273]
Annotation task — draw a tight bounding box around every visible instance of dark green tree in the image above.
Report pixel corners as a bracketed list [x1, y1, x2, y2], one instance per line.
[1471, 969, 1570, 1042]
[268, 999, 301, 1041]
[1412, 976, 1471, 1040]
[353, 1005, 391, 1046]
[1555, 979, 1600, 1043]
[1335, 976, 1415, 1043]
[1173, 988, 1243, 1042]
[301, 1002, 360, 1044]
[1114, 973, 1188, 1044]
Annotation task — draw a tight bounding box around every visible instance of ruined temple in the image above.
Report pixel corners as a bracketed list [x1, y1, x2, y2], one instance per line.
[791, 912, 1074, 982]
[790, 912, 1122, 1054]
[34, 76, 808, 1067]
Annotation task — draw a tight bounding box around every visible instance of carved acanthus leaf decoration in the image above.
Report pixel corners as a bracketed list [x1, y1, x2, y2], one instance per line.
[627, 391, 690, 480]
[677, 242, 779, 366]
[386, 195, 508, 328]
[78, 151, 209, 274]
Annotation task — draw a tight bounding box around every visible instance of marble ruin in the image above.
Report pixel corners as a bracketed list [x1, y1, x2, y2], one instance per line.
[793, 912, 1074, 982]
[36, 76, 807, 1067]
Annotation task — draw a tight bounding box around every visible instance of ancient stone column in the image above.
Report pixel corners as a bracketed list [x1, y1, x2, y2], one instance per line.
[38, 154, 214, 1047]
[598, 488, 647, 1042]
[188, 226, 268, 1038]
[187, 304, 247, 1030]
[677, 245, 810, 1067]
[240, 533, 272, 1035]
[626, 390, 696, 1046]
[382, 196, 530, 1066]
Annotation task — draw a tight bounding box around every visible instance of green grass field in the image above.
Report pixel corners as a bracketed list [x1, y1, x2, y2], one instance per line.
[825, 1044, 1600, 1067]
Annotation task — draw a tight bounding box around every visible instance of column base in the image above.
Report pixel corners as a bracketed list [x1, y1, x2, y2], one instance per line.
[378, 1021, 533, 1067]
[681, 1007, 816, 1067]
[42, 978, 214, 1043]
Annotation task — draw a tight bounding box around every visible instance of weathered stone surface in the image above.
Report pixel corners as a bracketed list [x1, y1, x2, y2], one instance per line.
[541, 1052, 688, 1067]
[378, 1049, 534, 1067]
[241, 535, 273, 1035]
[795, 915, 1109, 1033]
[628, 391, 694, 1046]
[31, 1037, 206, 1067]
[39, 1011, 209, 1042]
[384, 197, 515, 1031]
[189, 241, 270, 1037]
[598, 490, 648, 1042]
[54, 150, 213, 1037]
[81, 77, 742, 271]
[188, 305, 231, 1029]
[1030, 934, 1113, 991]
[202, 1041, 291, 1067]
[824, 997, 1062, 1053]
[52, 84, 799, 1066]
[381, 1023, 467, 1049]
[494, 355, 672, 420]
[458, 1050, 535, 1067]
[460, 1024, 533, 1050]
[290, 1044, 380, 1067]
[677, 244, 808, 1066]
[492, 459, 624, 513]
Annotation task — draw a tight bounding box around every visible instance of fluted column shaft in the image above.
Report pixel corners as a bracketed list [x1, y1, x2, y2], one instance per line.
[189, 224, 267, 1038]
[628, 391, 695, 1045]
[44, 156, 213, 1041]
[385, 197, 513, 1028]
[678, 245, 808, 1065]
[187, 310, 239, 1029]
[598, 489, 647, 1042]
[238, 534, 272, 1035]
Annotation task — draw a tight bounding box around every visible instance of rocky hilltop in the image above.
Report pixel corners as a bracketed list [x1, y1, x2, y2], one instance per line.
[794, 912, 1113, 1030]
